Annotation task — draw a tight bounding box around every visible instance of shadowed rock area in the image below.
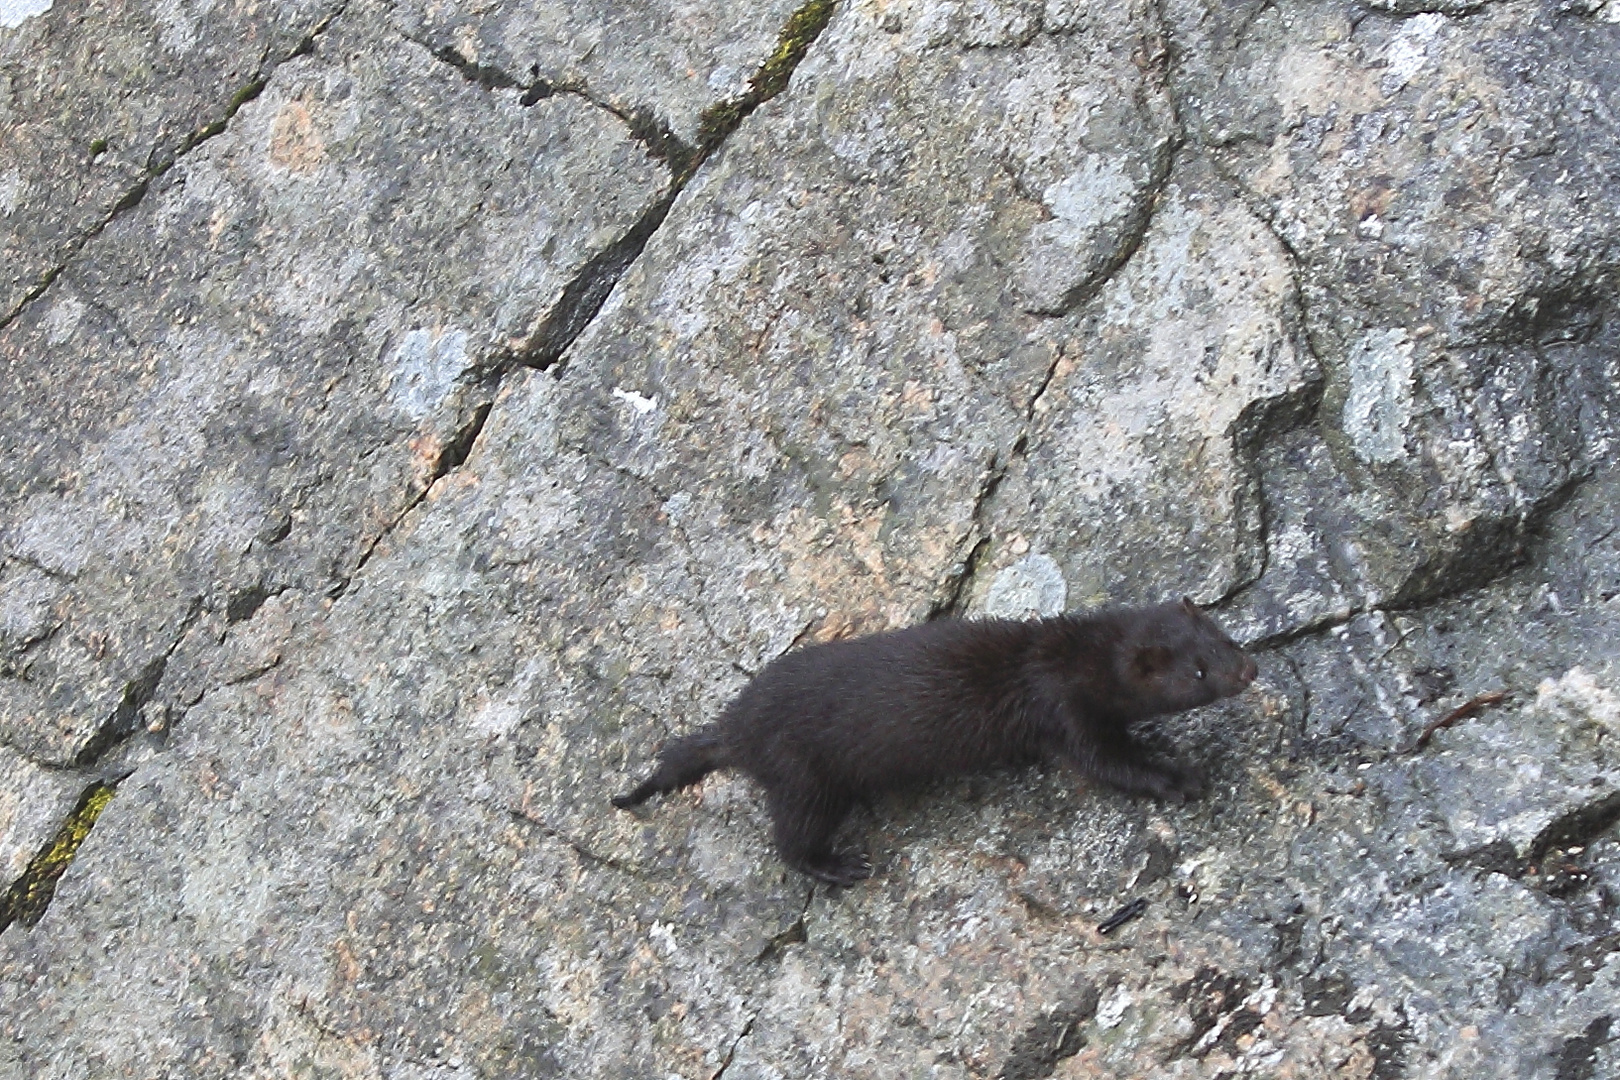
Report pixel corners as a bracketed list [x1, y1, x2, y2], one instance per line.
[2, 0, 1619, 1076]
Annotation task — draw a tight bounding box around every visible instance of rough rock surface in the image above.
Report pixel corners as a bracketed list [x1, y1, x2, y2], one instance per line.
[3, 0, 1620, 1077]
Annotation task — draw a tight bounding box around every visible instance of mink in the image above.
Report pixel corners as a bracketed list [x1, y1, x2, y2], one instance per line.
[612, 597, 1257, 886]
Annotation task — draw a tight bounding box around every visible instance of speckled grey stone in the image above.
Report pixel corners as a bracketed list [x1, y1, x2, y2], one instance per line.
[3, 0, 1620, 1076]
[0, 0, 341, 319]
[0, 8, 667, 766]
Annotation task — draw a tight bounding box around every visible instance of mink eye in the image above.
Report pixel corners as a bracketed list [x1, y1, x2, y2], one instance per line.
[1195, 664, 1206, 680]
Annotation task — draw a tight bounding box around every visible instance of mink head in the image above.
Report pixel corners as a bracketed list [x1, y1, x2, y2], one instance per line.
[1111, 597, 1257, 716]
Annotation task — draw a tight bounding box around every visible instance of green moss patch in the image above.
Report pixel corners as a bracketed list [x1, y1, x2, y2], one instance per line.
[751, 0, 836, 102]
[0, 781, 117, 934]
[694, 0, 838, 156]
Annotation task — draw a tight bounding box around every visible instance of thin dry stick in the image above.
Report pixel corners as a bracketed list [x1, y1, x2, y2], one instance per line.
[1097, 897, 1149, 935]
[1406, 690, 1510, 754]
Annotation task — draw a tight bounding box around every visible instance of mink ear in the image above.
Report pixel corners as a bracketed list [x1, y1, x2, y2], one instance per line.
[1132, 644, 1174, 677]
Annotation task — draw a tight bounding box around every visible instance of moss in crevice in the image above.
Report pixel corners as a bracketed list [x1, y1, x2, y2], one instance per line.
[693, 0, 837, 157]
[750, 0, 837, 102]
[0, 781, 118, 934]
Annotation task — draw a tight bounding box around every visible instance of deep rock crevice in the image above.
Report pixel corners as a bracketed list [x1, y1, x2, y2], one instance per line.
[344, 0, 843, 571]
[70, 599, 201, 771]
[0, 779, 118, 935]
[331, 384, 501, 600]
[405, 35, 701, 177]
[508, 0, 839, 376]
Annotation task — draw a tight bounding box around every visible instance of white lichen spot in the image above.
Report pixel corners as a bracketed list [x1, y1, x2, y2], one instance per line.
[0, 0, 50, 28]
[387, 326, 470, 420]
[468, 661, 544, 739]
[1095, 985, 1133, 1029]
[983, 552, 1068, 618]
[1018, 156, 1138, 312]
[1357, 214, 1385, 240]
[661, 491, 691, 522]
[1535, 666, 1620, 733]
[152, 0, 198, 52]
[0, 167, 22, 215]
[611, 386, 659, 415]
[1342, 328, 1415, 464]
[1243, 976, 1279, 1016]
[1381, 12, 1446, 96]
[647, 921, 679, 958]
[40, 295, 85, 344]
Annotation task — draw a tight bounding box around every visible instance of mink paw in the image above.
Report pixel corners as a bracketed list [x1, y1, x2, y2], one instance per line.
[1132, 762, 1204, 804]
[805, 851, 874, 887]
[1162, 764, 1205, 802]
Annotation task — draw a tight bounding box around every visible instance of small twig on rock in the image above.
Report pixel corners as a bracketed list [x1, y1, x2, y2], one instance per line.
[1405, 690, 1510, 754]
[1097, 897, 1148, 935]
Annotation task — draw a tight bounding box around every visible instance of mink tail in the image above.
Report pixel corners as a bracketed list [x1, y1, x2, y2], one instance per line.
[611, 726, 728, 809]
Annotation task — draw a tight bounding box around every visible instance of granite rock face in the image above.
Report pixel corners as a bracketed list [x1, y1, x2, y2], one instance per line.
[3, 0, 1620, 1077]
[0, 5, 668, 766]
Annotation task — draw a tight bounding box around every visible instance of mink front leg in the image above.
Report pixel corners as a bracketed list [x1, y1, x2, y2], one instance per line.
[1058, 729, 1204, 804]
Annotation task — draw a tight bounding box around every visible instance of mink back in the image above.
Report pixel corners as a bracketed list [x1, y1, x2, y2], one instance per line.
[716, 617, 1060, 796]
[711, 601, 1252, 799]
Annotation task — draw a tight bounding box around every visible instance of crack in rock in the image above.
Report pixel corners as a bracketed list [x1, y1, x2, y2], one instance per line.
[69, 600, 202, 770]
[1217, 379, 1328, 607]
[407, 34, 700, 178]
[922, 0, 1192, 618]
[1359, 2, 1498, 20]
[754, 884, 815, 962]
[1024, 134, 1180, 320]
[1529, 791, 1620, 866]
[334, 1, 841, 605]
[506, 0, 839, 375]
[506, 805, 658, 882]
[1242, 461, 1595, 651]
[329, 394, 498, 599]
[928, 446, 1014, 620]
[710, 1012, 759, 1080]
[0, 778, 118, 934]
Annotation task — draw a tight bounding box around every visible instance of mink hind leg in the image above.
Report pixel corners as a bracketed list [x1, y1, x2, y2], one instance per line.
[764, 780, 870, 886]
[611, 728, 725, 809]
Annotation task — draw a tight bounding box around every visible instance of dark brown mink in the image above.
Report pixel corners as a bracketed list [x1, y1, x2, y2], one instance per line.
[612, 597, 1257, 886]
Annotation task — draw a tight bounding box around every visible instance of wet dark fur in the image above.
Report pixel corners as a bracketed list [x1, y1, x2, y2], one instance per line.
[613, 598, 1257, 886]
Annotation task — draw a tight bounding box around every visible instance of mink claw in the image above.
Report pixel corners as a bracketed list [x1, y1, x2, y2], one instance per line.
[1144, 764, 1201, 804]
[807, 851, 874, 887]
